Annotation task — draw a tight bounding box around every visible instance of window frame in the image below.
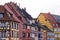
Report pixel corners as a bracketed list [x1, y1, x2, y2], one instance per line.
[0, 13, 4, 18]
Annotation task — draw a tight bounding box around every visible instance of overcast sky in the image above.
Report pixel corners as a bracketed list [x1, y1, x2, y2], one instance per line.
[0, 0, 60, 18]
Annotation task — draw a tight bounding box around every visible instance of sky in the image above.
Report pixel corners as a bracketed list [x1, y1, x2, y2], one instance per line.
[0, 0, 60, 18]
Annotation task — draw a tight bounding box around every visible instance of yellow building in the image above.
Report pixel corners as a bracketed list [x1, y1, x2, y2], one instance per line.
[37, 13, 53, 31]
[52, 15, 60, 40]
[37, 13, 54, 40]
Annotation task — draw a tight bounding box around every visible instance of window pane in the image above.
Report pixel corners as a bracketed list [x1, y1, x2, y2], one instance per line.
[22, 32, 26, 38]
[23, 25, 27, 29]
[13, 22, 16, 29]
[31, 33, 35, 38]
[55, 34, 58, 38]
[16, 23, 18, 29]
[38, 33, 40, 38]
[27, 26, 30, 29]
[31, 27, 35, 31]
[0, 22, 6, 28]
[1, 32, 6, 38]
[0, 13, 3, 18]
[28, 33, 30, 37]
[54, 28, 58, 32]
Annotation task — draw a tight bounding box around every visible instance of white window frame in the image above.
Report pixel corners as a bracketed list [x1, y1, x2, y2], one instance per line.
[31, 27, 35, 31]
[31, 33, 35, 38]
[54, 28, 58, 32]
[27, 26, 30, 29]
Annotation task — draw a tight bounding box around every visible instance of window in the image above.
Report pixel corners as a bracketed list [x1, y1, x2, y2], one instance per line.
[12, 31, 13, 37]
[28, 33, 30, 37]
[1, 31, 6, 38]
[48, 38, 54, 40]
[54, 28, 58, 32]
[35, 27, 37, 30]
[31, 27, 35, 31]
[53, 24, 56, 27]
[12, 22, 18, 29]
[48, 32, 54, 36]
[30, 20, 32, 24]
[0, 13, 3, 18]
[56, 24, 58, 26]
[38, 28, 40, 31]
[55, 34, 58, 38]
[7, 12, 12, 18]
[11, 31, 18, 38]
[45, 19, 48, 21]
[0, 22, 6, 28]
[18, 16, 22, 20]
[38, 33, 40, 38]
[17, 32, 19, 38]
[31, 33, 35, 38]
[37, 20, 39, 22]
[13, 22, 16, 29]
[26, 18, 30, 23]
[6, 31, 10, 37]
[27, 26, 30, 29]
[23, 25, 27, 29]
[0, 32, 1, 38]
[16, 23, 18, 29]
[32, 20, 35, 23]
[6, 22, 9, 26]
[22, 32, 26, 38]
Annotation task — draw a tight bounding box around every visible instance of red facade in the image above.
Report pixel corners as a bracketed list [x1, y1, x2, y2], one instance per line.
[4, 2, 32, 40]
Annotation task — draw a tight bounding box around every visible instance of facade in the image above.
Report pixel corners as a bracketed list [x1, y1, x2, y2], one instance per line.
[4, 2, 38, 40]
[52, 15, 60, 40]
[31, 19, 38, 40]
[37, 13, 56, 40]
[0, 5, 19, 40]
[4, 2, 27, 40]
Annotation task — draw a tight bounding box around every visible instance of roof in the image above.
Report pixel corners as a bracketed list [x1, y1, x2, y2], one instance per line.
[0, 5, 19, 23]
[39, 13, 58, 28]
[40, 13, 57, 24]
[41, 13, 56, 22]
[16, 5, 32, 19]
[52, 14, 60, 23]
[20, 9, 32, 19]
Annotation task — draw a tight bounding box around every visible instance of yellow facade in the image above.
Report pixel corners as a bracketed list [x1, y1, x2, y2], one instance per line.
[37, 14, 53, 31]
[54, 28, 60, 40]
[37, 13, 54, 40]
[6, 38, 9, 40]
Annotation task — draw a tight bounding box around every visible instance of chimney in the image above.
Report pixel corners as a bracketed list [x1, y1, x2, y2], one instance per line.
[18, 3, 20, 8]
[23, 7, 26, 11]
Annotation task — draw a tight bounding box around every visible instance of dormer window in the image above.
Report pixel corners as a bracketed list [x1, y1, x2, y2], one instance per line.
[7, 12, 12, 18]
[0, 13, 3, 18]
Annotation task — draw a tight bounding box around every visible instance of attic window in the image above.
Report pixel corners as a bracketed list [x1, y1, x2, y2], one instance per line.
[0, 13, 3, 18]
[45, 19, 48, 21]
[7, 12, 12, 18]
[18, 16, 22, 20]
[37, 20, 39, 22]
